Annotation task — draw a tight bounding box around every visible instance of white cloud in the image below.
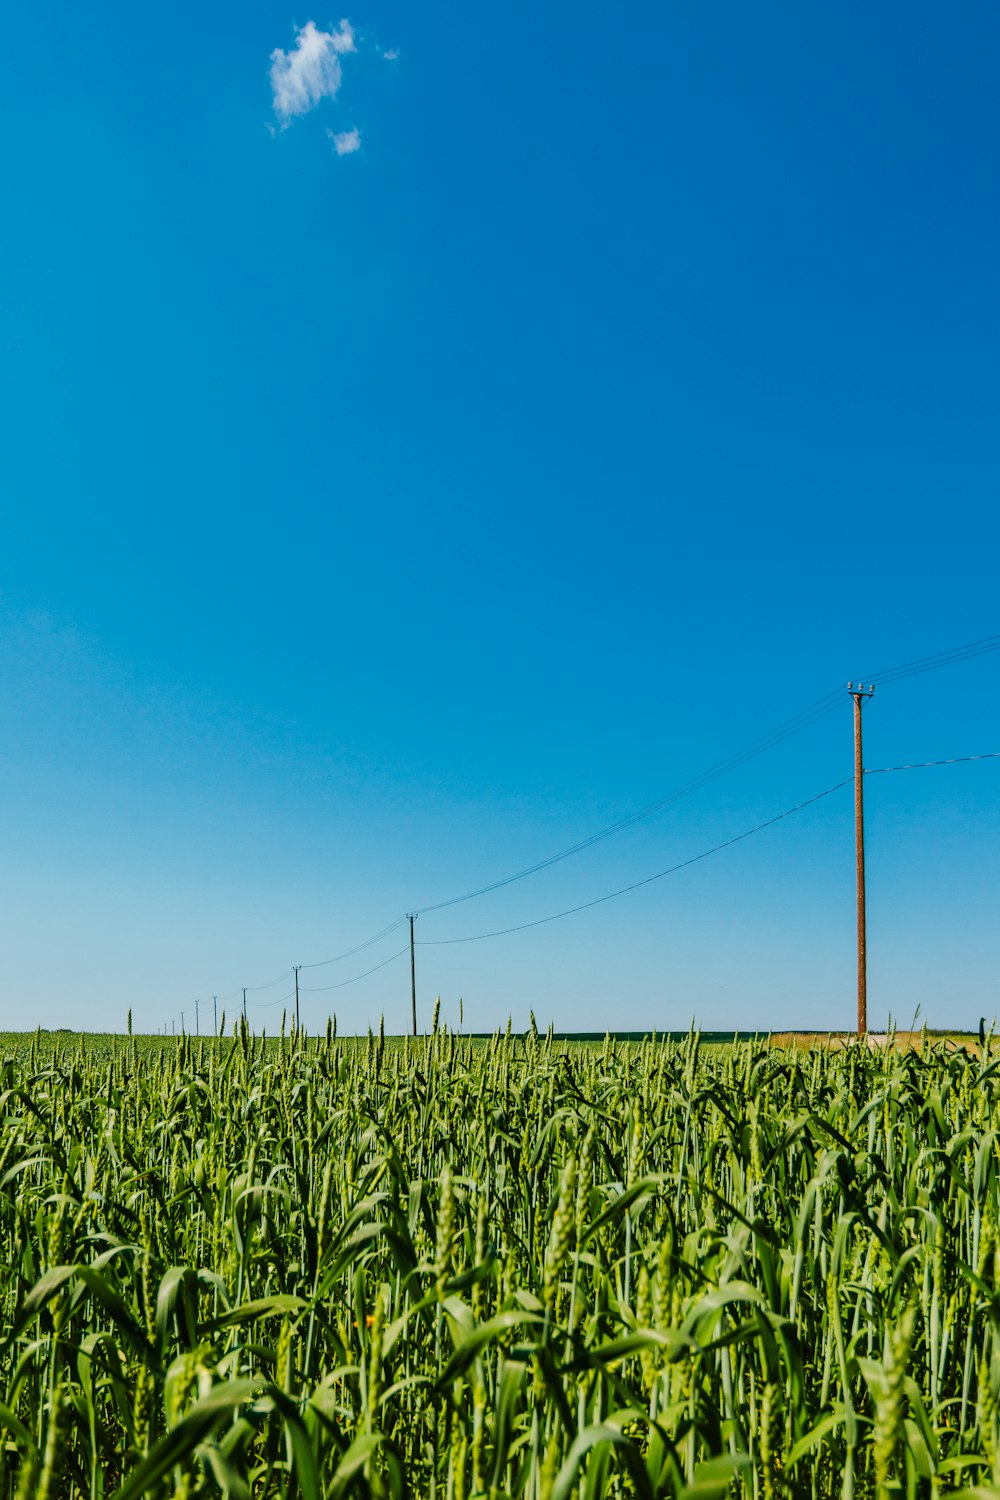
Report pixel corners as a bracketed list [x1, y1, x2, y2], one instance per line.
[382, 48, 400, 61]
[329, 126, 361, 156]
[270, 20, 356, 124]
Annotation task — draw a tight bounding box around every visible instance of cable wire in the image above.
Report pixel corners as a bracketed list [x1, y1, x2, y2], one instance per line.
[247, 989, 296, 1009]
[300, 946, 410, 992]
[419, 778, 853, 946]
[862, 633, 1000, 687]
[414, 690, 846, 916]
[865, 752, 1000, 774]
[244, 968, 294, 993]
[300, 917, 408, 969]
[203, 627, 998, 1001]
[413, 629, 998, 921]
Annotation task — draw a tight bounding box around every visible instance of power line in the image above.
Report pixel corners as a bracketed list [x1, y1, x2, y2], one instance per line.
[414, 628, 999, 920]
[300, 917, 408, 969]
[204, 627, 998, 999]
[300, 946, 410, 992]
[414, 690, 846, 917]
[245, 968, 294, 993]
[862, 633, 1000, 687]
[247, 989, 296, 1010]
[865, 752, 1000, 774]
[419, 778, 853, 947]
[219, 745, 995, 1016]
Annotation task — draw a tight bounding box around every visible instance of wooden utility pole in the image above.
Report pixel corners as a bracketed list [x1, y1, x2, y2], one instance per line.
[408, 914, 418, 1036]
[242, 987, 247, 1027]
[294, 966, 301, 1033]
[849, 682, 874, 1034]
[213, 996, 218, 1035]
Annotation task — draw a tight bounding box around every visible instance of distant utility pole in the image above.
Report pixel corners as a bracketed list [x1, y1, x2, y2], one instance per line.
[195, 998, 200, 1037]
[294, 966, 301, 1033]
[849, 682, 875, 1035]
[242, 987, 247, 1027]
[213, 996, 218, 1035]
[408, 914, 418, 1037]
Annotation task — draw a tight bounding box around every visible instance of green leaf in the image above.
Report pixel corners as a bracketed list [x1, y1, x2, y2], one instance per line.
[786, 1408, 847, 1465]
[109, 1379, 263, 1500]
[205, 1295, 308, 1331]
[437, 1310, 544, 1387]
[550, 1413, 655, 1500]
[327, 1434, 382, 1500]
[0, 1400, 36, 1457]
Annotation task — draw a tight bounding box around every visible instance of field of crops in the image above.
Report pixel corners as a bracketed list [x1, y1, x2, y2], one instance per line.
[1, 1019, 999, 1499]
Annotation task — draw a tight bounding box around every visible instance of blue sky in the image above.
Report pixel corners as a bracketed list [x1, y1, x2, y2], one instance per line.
[2, 2, 998, 1035]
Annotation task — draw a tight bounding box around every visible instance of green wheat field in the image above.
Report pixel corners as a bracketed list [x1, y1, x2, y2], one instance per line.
[1, 1020, 999, 1498]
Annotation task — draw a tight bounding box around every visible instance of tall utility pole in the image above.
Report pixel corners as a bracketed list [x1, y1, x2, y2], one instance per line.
[294, 966, 301, 1033]
[195, 997, 200, 1037]
[242, 987, 247, 1027]
[408, 914, 418, 1036]
[849, 682, 875, 1034]
[213, 996, 218, 1035]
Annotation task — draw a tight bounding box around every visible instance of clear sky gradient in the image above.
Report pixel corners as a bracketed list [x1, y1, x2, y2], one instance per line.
[2, 2, 998, 1034]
